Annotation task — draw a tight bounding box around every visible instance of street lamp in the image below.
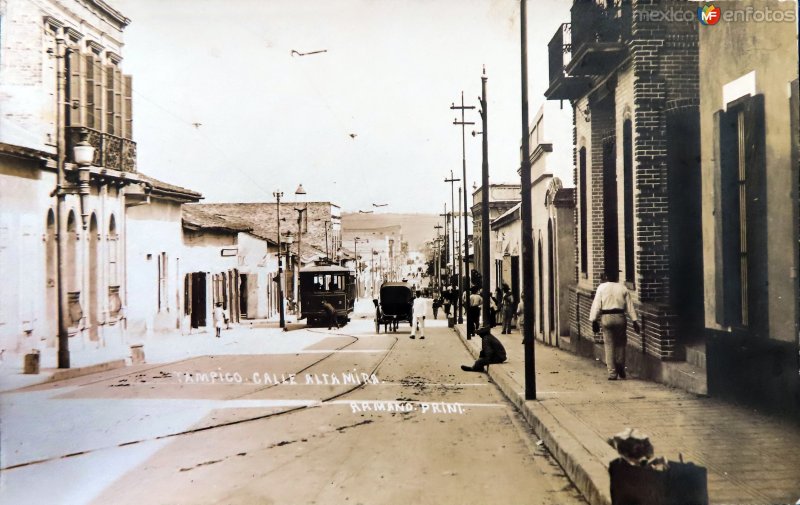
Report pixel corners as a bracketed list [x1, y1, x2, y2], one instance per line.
[294, 184, 307, 313]
[283, 231, 295, 321]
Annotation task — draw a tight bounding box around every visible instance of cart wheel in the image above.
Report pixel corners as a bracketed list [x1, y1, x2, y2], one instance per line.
[375, 319, 380, 333]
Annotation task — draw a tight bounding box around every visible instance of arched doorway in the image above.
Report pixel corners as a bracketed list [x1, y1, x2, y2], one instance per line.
[45, 210, 57, 345]
[65, 210, 82, 330]
[88, 213, 99, 341]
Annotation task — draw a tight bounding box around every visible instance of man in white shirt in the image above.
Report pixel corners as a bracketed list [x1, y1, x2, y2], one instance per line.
[589, 272, 641, 380]
[410, 291, 428, 340]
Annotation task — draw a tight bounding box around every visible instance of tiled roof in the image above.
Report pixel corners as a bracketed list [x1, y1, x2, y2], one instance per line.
[189, 203, 333, 254]
[137, 173, 203, 200]
[182, 205, 252, 234]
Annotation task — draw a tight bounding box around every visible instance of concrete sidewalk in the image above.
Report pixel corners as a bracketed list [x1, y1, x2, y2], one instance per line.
[0, 322, 328, 393]
[453, 324, 800, 505]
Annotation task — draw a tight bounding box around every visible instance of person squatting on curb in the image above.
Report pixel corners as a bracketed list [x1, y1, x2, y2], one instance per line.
[461, 326, 507, 372]
[410, 290, 428, 340]
[589, 271, 641, 380]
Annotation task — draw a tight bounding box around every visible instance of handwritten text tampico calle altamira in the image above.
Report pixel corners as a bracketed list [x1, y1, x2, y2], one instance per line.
[171, 369, 381, 386]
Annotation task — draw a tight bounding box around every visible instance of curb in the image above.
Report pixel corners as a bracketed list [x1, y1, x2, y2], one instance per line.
[1, 359, 128, 392]
[453, 324, 612, 505]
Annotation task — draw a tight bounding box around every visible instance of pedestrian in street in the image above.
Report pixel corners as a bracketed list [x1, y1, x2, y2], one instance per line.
[443, 286, 452, 318]
[517, 293, 526, 343]
[589, 271, 641, 380]
[432, 293, 442, 320]
[410, 291, 428, 339]
[492, 286, 504, 327]
[501, 284, 515, 334]
[466, 286, 482, 337]
[461, 326, 507, 372]
[213, 302, 225, 338]
[322, 299, 339, 330]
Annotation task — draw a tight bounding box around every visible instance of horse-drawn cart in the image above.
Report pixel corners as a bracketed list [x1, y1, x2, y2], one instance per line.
[373, 282, 413, 333]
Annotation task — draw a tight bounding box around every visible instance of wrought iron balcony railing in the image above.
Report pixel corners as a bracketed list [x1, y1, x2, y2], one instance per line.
[66, 126, 137, 173]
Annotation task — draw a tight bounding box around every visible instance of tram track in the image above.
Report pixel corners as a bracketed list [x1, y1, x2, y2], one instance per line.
[1, 325, 399, 472]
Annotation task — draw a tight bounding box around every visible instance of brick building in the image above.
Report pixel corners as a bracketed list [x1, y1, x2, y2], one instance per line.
[545, 0, 705, 390]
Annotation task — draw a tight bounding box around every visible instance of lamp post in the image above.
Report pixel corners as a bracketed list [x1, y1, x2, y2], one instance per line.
[55, 38, 97, 368]
[294, 184, 307, 312]
[273, 191, 285, 328]
[283, 231, 295, 319]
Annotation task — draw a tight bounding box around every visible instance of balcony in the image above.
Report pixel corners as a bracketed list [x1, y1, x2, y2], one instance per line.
[565, 0, 630, 77]
[66, 126, 137, 173]
[545, 23, 592, 100]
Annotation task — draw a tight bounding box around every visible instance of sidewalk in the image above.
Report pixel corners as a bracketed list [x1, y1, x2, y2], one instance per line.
[453, 324, 800, 505]
[0, 322, 326, 393]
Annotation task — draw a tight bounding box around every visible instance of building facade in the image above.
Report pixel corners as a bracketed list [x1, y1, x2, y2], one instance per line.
[697, 0, 799, 413]
[0, 0, 138, 359]
[546, 0, 705, 388]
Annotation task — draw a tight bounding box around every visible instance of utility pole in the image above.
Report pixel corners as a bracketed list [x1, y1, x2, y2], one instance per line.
[519, 0, 536, 400]
[478, 67, 491, 328]
[451, 93, 474, 328]
[444, 172, 459, 277]
[434, 224, 443, 293]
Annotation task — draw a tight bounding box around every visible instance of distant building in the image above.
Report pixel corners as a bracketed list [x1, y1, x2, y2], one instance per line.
[471, 184, 521, 294]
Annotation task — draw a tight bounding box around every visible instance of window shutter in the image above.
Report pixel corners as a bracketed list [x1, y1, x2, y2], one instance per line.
[67, 49, 83, 126]
[84, 54, 95, 129]
[94, 57, 103, 132]
[114, 67, 122, 135]
[123, 75, 133, 139]
[714, 107, 739, 326]
[742, 94, 768, 337]
[105, 64, 115, 135]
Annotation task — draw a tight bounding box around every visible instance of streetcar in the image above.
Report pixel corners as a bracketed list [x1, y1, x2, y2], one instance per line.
[299, 262, 356, 327]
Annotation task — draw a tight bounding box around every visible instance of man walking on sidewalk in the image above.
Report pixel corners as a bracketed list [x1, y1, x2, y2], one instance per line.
[410, 291, 428, 340]
[461, 326, 507, 372]
[589, 272, 640, 380]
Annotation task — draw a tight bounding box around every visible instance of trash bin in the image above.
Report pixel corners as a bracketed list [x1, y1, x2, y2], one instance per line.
[447, 316, 455, 328]
[23, 351, 40, 374]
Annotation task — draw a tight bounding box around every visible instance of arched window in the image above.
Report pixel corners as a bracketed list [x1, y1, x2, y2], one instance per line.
[108, 215, 119, 287]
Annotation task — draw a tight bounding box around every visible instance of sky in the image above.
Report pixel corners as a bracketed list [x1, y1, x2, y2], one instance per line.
[112, 0, 571, 214]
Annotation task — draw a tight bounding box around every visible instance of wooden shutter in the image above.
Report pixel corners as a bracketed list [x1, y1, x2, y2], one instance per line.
[114, 67, 122, 135]
[66, 49, 83, 126]
[94, 57, 103, 132]
[105, 64, 115, 135]
[84, 54, 95, 129]
[714, 107, 740, 326]
[123, 75, 133, 139]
